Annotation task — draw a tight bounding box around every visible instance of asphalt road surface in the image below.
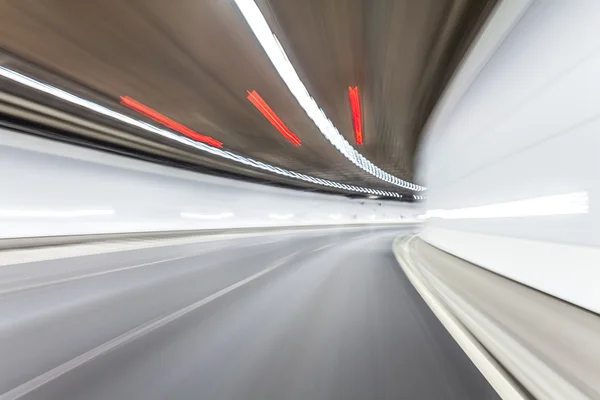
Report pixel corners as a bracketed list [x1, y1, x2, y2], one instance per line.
[0, 228, 499, 399]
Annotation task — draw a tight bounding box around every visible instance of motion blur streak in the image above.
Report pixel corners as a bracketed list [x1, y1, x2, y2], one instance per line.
[233, 0, 426, 192]
[119, 96, 223, 148]
[246, 90, 301, 146]
[268, 213, 294, 220]
[348, 86, 364, 145]
[0, 67, 398, 197]
[180, 212, 235, 220]
[423, 192, 589, 220]
[0, 210, 115, 218]
[0, 230, 497, 399]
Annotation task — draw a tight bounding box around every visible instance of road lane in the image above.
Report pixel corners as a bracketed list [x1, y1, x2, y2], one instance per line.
[0, 228, 498, 399]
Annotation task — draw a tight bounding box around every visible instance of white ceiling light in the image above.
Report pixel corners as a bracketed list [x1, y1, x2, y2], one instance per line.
[233, 0, 426, 192]
[181, 212, 234, 220]
[268, 213, 294, 219]
[0, 209, 115, 218]
[0, 66, 403, 198]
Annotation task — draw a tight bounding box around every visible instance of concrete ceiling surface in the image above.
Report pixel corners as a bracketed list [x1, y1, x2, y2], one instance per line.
[0, 0, 495, 196]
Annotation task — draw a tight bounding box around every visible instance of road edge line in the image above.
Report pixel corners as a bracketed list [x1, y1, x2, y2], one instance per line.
[392, 235, 528, 400]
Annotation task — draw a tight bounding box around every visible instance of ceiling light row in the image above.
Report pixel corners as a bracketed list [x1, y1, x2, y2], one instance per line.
[234, 0, 426, 192]
[0, 66, 402, 198]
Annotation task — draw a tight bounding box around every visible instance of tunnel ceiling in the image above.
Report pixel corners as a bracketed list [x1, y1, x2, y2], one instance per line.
[0, 0, 495, 197]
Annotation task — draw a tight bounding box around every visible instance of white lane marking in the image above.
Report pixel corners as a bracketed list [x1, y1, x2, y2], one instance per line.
[0, 248, 222, 296]
[0, 232, 323, 295]
[312, 244, 334, 253]
[309, 232, 379, 254]
[238, 238, 283, 248]
[0, 252, 297, 400]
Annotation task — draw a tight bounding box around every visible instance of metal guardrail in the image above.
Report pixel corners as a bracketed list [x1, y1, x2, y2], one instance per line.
[394, 235, 600, 400]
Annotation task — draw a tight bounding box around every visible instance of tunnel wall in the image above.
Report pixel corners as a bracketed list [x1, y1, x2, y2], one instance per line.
[0, 129, 416, 239]
[417, 1, 600, 313]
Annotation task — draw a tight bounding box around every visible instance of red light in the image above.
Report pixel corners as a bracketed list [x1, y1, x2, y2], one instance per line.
[348, 86, 363, 145]
[246, 90, 301, 146]
[120, 96, 223, 148]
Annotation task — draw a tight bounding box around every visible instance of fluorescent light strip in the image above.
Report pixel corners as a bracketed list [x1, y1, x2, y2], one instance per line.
[0, 209, 115, 218]
[0, 66, 400, 198]
[423, 192, 588, 219]
[233, 0, 426, 192]
[268, 213, 294, 220]
[348, 86, 363, 145]
[247, 90, 301, 146]
[120, 96, 223, 148]
[181, 212, 234, 220]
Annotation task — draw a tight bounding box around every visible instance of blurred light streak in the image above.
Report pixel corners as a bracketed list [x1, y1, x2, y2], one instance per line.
[423, 192, 589, 219]
[181, 212, 234, 220]
[0, 209, 115, 218]
[234, 0, 426, 192]
[247, 90, 301, 146]
[348, 87, 363, 145]
[268, 213, 294, 220]
[120, 96, 222, 148]
[0, 66, 400, 197]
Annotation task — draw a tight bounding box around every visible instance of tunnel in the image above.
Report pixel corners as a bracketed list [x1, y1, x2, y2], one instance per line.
[0, 1, 597, 399]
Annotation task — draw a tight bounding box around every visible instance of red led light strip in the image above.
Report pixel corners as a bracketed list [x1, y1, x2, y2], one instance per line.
[348, 86, 363, 145]
[246, 90, 301, 146]
[120, 96, 223, 148]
